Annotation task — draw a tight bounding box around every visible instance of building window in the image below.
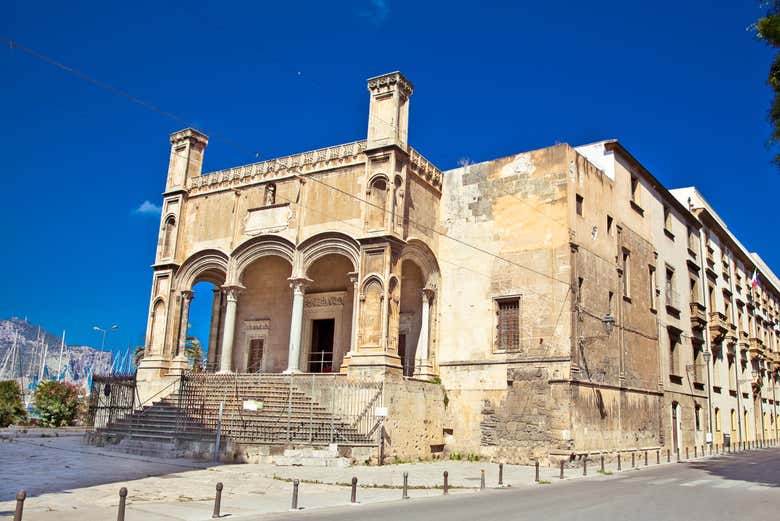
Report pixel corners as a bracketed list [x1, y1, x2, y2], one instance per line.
[622, 250, 631, 298]
[687, 227, 698, 254]
[649, 266, 657, 310]
[664, 207, 672, 233]
[665, 266, 677, 310]
[162, 216, 176, 258]
[669, 331, 680, 375]
[496, 297, 521, 352]
[708, 285, 717, 312]
[695, 405, 702, 431]
[630, 176, 640, 203]
[693, 343, 704, 382]
[731, 409, 737, 432]
[714, 408, 721, 432]
[690, 277, 699, 304]
[576, 194, 583, 216]
[607, 215, 613, 235]
[608, 291, 614, 314]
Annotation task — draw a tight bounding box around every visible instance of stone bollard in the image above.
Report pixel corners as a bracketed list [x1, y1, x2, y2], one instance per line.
[644, 450, 648, 466]
[14, 490, 26, 521]
[117, 487, 128, 521]
[402, 472, 409, 500]
[480, 469, 486, 490]
[498, 463, 504, 486]
[559, 460, 565, 479]
[212, 482, 223, 519]
[617, 453, 621, 471]
[350, 477, 358, 504]
[291, 479, 299, 510]
[601, 455, 605, 473]
[535, 461, 540, 483]
[443, 471, 449, 495]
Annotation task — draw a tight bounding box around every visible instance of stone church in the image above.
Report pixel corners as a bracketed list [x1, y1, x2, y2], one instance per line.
[136, 71, 780, 462]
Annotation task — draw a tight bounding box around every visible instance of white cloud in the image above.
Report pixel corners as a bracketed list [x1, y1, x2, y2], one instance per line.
[132, 200, 162, 216]
[358, 0, 390, 23]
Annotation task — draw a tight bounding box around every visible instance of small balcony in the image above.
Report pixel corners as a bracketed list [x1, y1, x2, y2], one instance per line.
[708, 312, 728, 342]
[749, 337, 765, 361]
[690, 302, 707, 331]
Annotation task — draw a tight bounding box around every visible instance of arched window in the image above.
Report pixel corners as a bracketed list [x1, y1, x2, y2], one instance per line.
[162, 216, 176, 258]
[366, 177, 387, 230]
[714, 408, 721, 432]
[730, 409, 737, 431]
[149, 300, 167, 354]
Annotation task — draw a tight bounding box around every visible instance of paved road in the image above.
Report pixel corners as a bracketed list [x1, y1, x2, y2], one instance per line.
[255, 448, 780, 521]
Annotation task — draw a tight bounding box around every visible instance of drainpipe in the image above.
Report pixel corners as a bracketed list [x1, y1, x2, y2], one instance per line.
[698, 225, 714, 444]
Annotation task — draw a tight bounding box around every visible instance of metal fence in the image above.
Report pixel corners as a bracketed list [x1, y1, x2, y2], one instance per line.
[85, 375, 137, 429]
[175, 372, 384, 446]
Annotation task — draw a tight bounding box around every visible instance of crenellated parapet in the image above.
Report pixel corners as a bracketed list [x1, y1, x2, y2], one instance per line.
[187, 140, 368, 195]
[408, 147, 443, 191]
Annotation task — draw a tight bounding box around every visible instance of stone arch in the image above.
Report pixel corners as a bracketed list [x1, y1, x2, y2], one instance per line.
[366, 174, 389, 230]
[148, 297, 167, 354]
[175, 249, 229, 291]
[161, 214, 177, 258]
[229, 235, 295, 285]
[399, 238, 440, 289]
[299, 232, 360, 275]
[359, 275, 384, 348]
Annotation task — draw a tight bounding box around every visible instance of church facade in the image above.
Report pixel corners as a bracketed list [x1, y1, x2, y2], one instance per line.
[137, 72, 780, 462]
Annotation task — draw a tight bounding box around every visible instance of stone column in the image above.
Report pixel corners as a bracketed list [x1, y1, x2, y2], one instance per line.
[206, 288, 222, 371]
[177, 291, 194, 357]
[218, 286, 242, 373]
[340, 272, 360, 373]
[284, 277, 311, 374]
[415, 288, 435, 379]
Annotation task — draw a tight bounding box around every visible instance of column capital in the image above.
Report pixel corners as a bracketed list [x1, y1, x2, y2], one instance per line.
[221, 284, 244, 301]
[348, 271, 360, 285]
[421, 287, 436, 302]
[288, 276, 313, 292]
[180, 290, 195, 301]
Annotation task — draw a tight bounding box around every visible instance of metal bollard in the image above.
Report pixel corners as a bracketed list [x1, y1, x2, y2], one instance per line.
[560, 460, 565, 479]
[656, 450, 660, 464]
[498, 463, 504, 486]
[350, 477, 358, 504]
[212, 482, 223, 519]
[631, 452, 635, 468]
[685, 447, 689, 460]
[480, 469, 485, 490]
[14, 490, 26, 521]
[402, 472, 409, 499]
[117, 487, 128, 521]
[617, 453, 621, 471]
[291, 479, 299, 510]
[667, 449, 670, 463]
[694, 446, 698, 458]
[583, 457, 587, 476]
[644, 450, 648, 466]
[535, 460, 540, 482]
[600, 455, 605, 473]
[443, 471, 449, 495]
[677, 448, 681, 462]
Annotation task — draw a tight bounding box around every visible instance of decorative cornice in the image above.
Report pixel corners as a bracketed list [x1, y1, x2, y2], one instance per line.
[367, 71, 413, 98]
[408, 147, 443, 191]
[170, 128, 208, 147]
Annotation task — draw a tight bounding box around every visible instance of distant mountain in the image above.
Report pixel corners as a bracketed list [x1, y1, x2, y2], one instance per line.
[0, 317, 112, 386]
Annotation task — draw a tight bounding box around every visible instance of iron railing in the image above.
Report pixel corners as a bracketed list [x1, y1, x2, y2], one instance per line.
[86, 375, 137, 429]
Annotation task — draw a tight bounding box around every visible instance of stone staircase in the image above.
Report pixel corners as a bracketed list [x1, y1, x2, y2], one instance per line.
[88, 374, 378, 461]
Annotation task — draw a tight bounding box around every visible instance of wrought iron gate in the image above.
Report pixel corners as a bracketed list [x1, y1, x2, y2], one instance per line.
[86, 375, 136, 429]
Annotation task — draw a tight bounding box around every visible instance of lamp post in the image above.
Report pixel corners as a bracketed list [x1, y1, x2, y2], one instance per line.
[703, 349, 713, 445]
[93, 325, 119, 373]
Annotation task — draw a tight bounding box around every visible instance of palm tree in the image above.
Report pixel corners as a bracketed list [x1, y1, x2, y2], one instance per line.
[132, 345, 145, 369]
[185, 336, 205, 372]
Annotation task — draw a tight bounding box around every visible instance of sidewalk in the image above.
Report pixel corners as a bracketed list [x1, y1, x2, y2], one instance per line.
[0, 434, 753, 521]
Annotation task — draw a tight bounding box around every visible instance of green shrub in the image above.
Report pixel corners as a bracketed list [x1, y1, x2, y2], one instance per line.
[33, 381, 85, 427]
[0, 380, 27, 427]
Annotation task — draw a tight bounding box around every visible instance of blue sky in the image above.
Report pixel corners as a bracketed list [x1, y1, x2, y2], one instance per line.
[2, 1, 779, 357]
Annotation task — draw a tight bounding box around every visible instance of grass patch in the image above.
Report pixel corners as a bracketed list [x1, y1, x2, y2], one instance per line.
[271, 475, 469, 490]
[537, 480, 552, 485]
[596, 470, 613, 476]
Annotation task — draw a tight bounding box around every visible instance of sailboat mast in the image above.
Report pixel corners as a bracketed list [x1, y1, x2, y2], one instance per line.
[56, 330, 66, 380]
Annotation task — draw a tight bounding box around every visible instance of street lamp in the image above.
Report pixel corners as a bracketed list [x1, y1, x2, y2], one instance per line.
[703, 349, 713, 446]
[93, 325, 119, 374]
[601, 313, 616, 335]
